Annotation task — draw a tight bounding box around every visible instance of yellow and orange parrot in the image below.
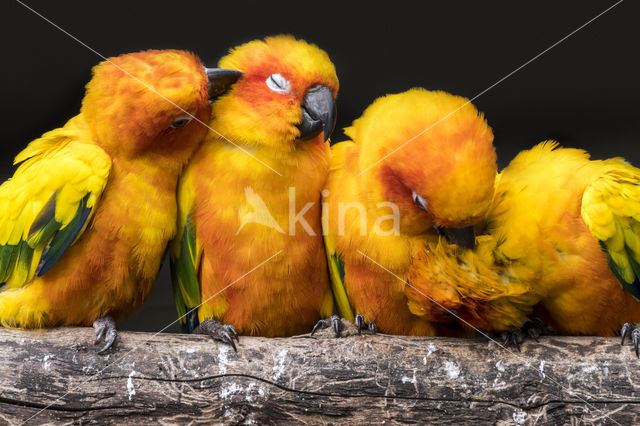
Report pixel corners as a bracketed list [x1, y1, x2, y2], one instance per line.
[406, 141, 640, 353]
[0, 50, 241, 352]
[321, 88, 497, 336]
[170, 35, 338, 349]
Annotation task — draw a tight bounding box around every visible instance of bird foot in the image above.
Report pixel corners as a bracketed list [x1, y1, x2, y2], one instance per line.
[355, 313, 377, 335]
[620, 323, 640, 357]
[311, 315, 344, 337]
[93, 315, 117, 354]
[501, 317, 546, 351]
[195, 319, 239, 352]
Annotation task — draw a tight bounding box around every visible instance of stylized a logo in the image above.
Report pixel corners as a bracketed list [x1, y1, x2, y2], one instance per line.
[236, 187, 285, 235]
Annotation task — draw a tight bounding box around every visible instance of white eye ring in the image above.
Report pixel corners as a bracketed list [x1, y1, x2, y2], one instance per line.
[412, 191, 428, 211]
[266, 73, 291, 94]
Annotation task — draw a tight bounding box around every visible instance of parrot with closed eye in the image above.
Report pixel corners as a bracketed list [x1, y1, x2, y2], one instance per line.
[0, 49, 241, 352]
[170, 35, 338, 350]
[318, 88, 497, 337]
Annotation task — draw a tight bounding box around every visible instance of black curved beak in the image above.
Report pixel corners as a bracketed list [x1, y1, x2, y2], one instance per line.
[204, 68, 243, 101]
[435, 225, 476, 249]
[296, 84, 336, 142]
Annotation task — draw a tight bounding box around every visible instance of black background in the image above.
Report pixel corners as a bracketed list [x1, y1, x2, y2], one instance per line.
[1, 0, 638, 332]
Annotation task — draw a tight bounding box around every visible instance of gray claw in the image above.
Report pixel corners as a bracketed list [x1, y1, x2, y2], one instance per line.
[503, 317, 546, 351]
[221, 331, 237, 352]
[94, 326, 105, 344]
[311, 321, 322, 336]
[195, 319, 240, 352]
[311, 315, 342, 338]
[503, 330, 521, 351]
[228, 324, 239, 342]
[98, 328, 117, 354]
[333, 317, 341, 337]
[526, 317, 544, 341]
[527, 329, 540, 341]
[621, 322, 632, 345]
[93, 315, 117, 354]
[511, 335, 521, 351]
[633, 327, 640, 358]
[355, 313, 376, 335]
[355, 314, 364, 334]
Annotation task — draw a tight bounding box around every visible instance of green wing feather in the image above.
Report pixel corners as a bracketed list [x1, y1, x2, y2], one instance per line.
[583, 166, 640, 301]
[170, 214, 201, 332]
[0, 134, 110, 288]
[0, 244, 19, 283]
[36, 194, 93, 277]
[324, 232, 354, 322]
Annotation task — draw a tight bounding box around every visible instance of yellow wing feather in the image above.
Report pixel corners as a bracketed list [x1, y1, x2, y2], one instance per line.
[323, 230, 354, 322]
[582, 161, 640, 296]
[323, 141, 356, 322]
[0, 119, 111, 288]
[406, 236, 538, 331]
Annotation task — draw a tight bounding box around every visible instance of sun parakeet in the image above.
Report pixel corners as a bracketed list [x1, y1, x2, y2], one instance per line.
[0, 50, 241, 352]
[320, 88, 497, 336]
[170, 35, 338, 349]
[405, 141, 640, 353]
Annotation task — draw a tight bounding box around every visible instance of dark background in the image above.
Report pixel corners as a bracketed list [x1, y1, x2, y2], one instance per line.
[1, 0, 638, 333]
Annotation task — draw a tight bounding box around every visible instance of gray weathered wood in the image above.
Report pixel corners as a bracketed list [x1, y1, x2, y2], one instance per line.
[0, 325, 638, 425]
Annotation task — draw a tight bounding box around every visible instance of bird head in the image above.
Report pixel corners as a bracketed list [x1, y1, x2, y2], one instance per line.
[82, 50, 241, 161]
[350, 89, 496, 245]
[209, 35, 339, 152]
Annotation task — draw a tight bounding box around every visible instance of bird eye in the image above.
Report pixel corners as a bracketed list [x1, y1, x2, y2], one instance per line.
[170, 116, 192, 128]
[266, 73, 291, 94]
[412, 191, 428, 211]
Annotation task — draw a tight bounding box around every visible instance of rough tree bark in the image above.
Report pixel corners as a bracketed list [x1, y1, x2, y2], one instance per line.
[0, 324, 638, 425]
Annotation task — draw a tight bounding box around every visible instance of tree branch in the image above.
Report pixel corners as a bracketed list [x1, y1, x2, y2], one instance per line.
[0, 326, 637, 424]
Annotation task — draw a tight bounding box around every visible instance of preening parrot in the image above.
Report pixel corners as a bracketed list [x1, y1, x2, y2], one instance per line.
[170, 35, 338, 349]
[0, 50, 241, 352]
[321, 88, 497, 336]
[406, 141, 640, 353]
